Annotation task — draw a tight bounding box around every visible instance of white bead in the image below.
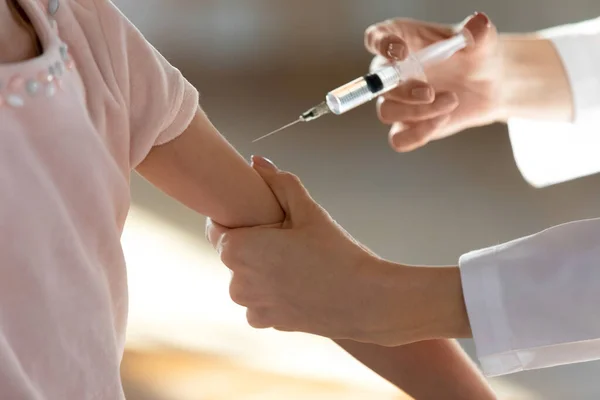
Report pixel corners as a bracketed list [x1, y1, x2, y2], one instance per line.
[55, 62, 64, 76]
[26, 80, 40, 95]
[59, 44, 69, 61]
[46, 83, 57, 97]
[6, 95, 24, 108]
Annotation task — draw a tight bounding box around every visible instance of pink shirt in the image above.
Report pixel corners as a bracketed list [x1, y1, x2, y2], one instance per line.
[1, 0, 198, 398]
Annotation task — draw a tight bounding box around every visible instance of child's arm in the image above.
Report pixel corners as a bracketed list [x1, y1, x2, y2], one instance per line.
[93, 1, 492, 396]
[336, 340, 495, 399]
[137, 110, 495, 400]
[136, 109, 283, 228]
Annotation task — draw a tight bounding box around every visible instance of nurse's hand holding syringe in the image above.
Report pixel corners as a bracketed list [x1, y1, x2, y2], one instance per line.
[253, 30, 470, 142]
[254, 18, 474, 142]
[256, 12, 572, 149]
[367, 12, 572, 152]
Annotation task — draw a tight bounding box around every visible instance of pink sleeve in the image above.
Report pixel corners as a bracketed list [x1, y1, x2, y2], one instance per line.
[92, 0, 199, 167]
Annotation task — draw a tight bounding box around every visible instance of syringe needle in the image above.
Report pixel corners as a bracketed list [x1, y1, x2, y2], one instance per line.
[252, 101, 330, 143]
[252, 119, 302, 143]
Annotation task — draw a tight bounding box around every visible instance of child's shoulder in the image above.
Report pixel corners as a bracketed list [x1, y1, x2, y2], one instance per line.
[60, 0, 161, 89]
[59, 0, 199, 167]
[65, 0, 133, 35]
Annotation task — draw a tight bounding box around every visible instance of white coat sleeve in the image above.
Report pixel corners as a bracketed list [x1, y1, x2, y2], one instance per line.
[460, 219, 600, 377]
[460, 19, 600, 377]
[508, 18, 600, 188]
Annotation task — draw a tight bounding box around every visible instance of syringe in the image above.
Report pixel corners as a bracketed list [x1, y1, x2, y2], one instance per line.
[253, 32, 469, 142]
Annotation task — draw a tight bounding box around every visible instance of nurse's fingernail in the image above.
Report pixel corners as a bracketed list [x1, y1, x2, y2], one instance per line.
[251, 155, 278, 170]
[472, 12, 491, 28]
[387, 43, 407, 60]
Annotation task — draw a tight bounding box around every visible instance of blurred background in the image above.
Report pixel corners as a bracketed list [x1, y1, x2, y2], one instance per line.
[115, 0, 600, 399]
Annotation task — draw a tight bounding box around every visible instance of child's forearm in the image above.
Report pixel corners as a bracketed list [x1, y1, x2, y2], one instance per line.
[337, 340, 496, 400]
[137, 109, 284, 228]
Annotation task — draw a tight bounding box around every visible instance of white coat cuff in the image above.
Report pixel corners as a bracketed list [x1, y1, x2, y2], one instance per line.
[459, 248, 518, 377]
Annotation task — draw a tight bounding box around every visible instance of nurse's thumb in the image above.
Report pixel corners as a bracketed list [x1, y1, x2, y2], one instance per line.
[461, 12, 497, 52]
[251, 155, 318, 222]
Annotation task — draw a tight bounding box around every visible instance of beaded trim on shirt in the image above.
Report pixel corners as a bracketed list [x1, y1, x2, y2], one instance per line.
[0, 0, 76, 108]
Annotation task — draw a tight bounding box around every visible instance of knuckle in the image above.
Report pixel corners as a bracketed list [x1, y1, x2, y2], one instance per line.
[279, 171, 302, 187]
[411, 105, 430, 120]
[429, 115, 448, 129]
[229, 280, 247, 306]
[246, 308, 273, 329]
[218, 246, 230, 264]
[218, 243, 238, 267]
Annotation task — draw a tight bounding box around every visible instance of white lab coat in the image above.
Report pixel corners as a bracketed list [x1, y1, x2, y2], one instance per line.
[460, 18, 600, 377]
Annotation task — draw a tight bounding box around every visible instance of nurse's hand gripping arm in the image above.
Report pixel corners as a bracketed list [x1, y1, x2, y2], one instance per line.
[367, 12, 574, 152]
[207, 157, 600, 379]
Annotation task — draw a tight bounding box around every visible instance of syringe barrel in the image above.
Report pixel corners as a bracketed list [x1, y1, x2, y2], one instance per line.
[326, 54, 424, 115]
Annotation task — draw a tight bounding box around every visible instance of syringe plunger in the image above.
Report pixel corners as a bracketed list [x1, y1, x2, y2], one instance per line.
[324, 32, 468, 116]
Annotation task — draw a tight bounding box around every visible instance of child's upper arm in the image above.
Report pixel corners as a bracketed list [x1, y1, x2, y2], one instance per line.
[91, 0, 283, 227]
[91, 0, 199, 167]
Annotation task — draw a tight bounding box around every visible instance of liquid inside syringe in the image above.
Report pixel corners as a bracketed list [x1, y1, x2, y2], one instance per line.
[253, 32, 468, 142]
